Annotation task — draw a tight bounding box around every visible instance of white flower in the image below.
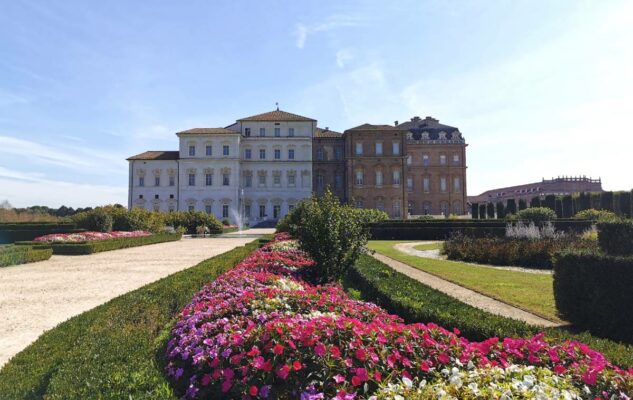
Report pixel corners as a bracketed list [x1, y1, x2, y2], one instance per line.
[402, 377, 413, 388]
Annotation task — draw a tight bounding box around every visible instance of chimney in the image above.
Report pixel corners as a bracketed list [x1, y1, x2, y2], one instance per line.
[394, 120, 398, 126]
[325, 127, 329, 131]
[411, 116, 420, 122]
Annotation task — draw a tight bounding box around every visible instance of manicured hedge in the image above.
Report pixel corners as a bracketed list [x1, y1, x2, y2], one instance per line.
[348, 254, 633, 368]
[48, 233, 182, 255]
[554, 251, 633, 343]
[0, 222, 82, 244]
[0, 243, 53, 267]
[597, 220, 633, 256]
[0, 238, 267, 399]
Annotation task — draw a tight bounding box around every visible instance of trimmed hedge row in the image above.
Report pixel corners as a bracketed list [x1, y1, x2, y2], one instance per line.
[554, 251, 633, 343]
[0, 223, 83, 244]
[597, 220, 633, 256]
[0, 238, 266, 399]
[19, 233, 183, 255]
[0, 244, 53, 267]
[346, 254, 633, 368]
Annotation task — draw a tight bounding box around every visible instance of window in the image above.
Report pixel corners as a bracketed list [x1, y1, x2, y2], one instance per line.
[244, 175, 252, 187]
[393, 201, 401, 218]
[423, 154, 430, 167]
[273, 175, 281, 186]
[423, 177, 430, 192]
[139, 194, 143, 199]
[355, 142, 363, 155]
[222, 204, 229, 218]
[440, 177, 447, 192]
[169, 194, 174, 199]
[205, 205, 212, 214]
[244, 128, 251, 137]
[139, 177, 145, 187]
[244, 205, 251, 218]
[316, 174, 324, 189]
[188, 173, 195, 186]
[259, 205, 266, 218]
[453, 154, 460, 164]
[189, 145, 195, 156]
[440, 201, 449, 215]
[223, 173, 230, 186]
[453, 177, 461, 192]
[392, 141, 400, 155]
[376, 200, 384, 211]
[393, 170, 401, 185]
[408, 201, 414, 216]
[334, 174, 342, 188]
[154, 194, 159, 199]
[273, 205, 280, 218]
[335, 147, 343, 160]
[375, 142, 383, 155]
[288, 175, 295, 186]
[288, 149, 295, 159]
[316, 148, 324, 161]
[259, 128, 265, 137]
[155, 176, 160, 186]
[288, 128, 294, 137]
[205, 173, 213, 186]
[375, 171, 383, 186]
[206, 145, 212, 156]
[440, 155, 447, 165]
[259, 149, 266, 159]
[245, 149, 252, 159]
[355, 170, 364, 185]
[169, 176, 175, 186]
[356, 199, 364, 208]
[274, 127, 280, 137]
[407, 177, 413, 192]
[223, 145, 229, 156]
[258, 175, 266, 186]
[188, 205, 194, 212]
[274, 149, 281, 159]
[406, 155, 412, 165]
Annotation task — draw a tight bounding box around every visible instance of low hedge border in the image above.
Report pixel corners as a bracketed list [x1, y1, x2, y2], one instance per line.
[47, 233, 183, 255]
[0, 223, 84, 244]
[345, 253, 633, 369]
[0, 244, 53, 267]
[0, 238, 268, 399]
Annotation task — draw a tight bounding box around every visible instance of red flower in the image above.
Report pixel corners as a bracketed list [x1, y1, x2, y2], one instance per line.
[273, 344, 284, 355]
[249, 385, 259, 396]
[351, 376, 361, 386]
[293, 361, 302, 371]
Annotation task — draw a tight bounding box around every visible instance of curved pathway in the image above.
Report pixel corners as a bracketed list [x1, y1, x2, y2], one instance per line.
[0, 229, 273, 368]
[371, 252, 562, 327]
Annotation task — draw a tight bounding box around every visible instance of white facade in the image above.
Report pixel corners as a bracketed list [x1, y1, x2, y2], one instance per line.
[127, 110, 314, 225]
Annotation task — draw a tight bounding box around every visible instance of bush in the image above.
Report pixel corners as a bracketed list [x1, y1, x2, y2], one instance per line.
[561, 195, 573, 218]
[486, 203, 495, 219]
[575, 208, 619, 222]
[554, 250, 633, 342]
[73, 209, 113, 232]
[574, 192, 591, 213]
[0, 244, 53, 267]
[518, 198, 527, 211]
[600, 191, 614, 212]
[163, 211, 222, 234]
[471, 202, 479, 219]
[478, 204, 486, 219]
[50, 233, 182, 255]
[506, 199, 517, 215]
[597, 220, 633, 256]
[495, 202, 505, 219]
[529, 196, 541, 208]
[516, 207, 556, 224]
[0, 222, 82, 244]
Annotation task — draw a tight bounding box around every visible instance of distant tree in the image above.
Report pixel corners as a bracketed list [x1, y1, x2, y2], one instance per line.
[590, 192, 601, 209]
[600, 191, 614, 212]
[620, 191, 632, 218]
[555, 198, 563, 218]
[0, 200, 12, 209]
[574, 192, 591, 213]
[561, 195, 573, 218]
[543, 195, 556, 211]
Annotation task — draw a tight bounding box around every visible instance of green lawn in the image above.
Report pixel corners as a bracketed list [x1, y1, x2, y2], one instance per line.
[368, 240, 562, 323]
[413, 242, 443, 251]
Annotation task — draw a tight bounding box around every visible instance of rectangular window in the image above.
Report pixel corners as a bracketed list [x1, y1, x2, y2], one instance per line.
[259, 205, 266, 218]
[154, 194, 159, 199]
[139, 177, 144, 187]
[392, 142, 400, 155]
[288, 128, 294, 137]
[154, 176, 160, 186]
[244, 175, 252, 187]
[244, 128, 251, 137]
[440, 177, 447, 192]
[453, 177, 461, 192]
[206, 145, 212, 156]
[274, 175, 281, 185]
[406, 155, 412, 165]
[205, 173, 213, 186]
[169, 176, 175, 186]
[205, 205, 212, 214]
[316, 149, 324, 161]
[258, 175, 266, 186]
[407, 177, 413, 192]
[259, 128, 265, 137]
[223, 145, 229, 156]
[139, 194, 143, 199]
[222, 204, 229, 218]
[316, 174, 324, 189]
[169, 194, 174, 199]
[423, 154, 430, 167]
[393, 201, 401, 218]
[423, 177, 430, 192]
[189, 145, 195, 156]
[393, 170, 401, 185]
[188, 205, 194, 212]
[453, 154, 460, 164]
[259, 149, 266, 159]
[375, 171, 383, 186]
[334, 174, 342, 188]
[245, 149, 252, 159]
[288, 175, 295, 186]
[274, 127, 280, 137]
[355, 142, 363, 155]
[288, 149, 295, 159]
[188, 173, 195, 186]
[355, 171, 364, 185]
[335, 147, 343, 160]
[244, 205, 251, 218]
[274, 149, 281, 159]
[223, 173, 230, 186]
[273, 205, 280, 218]
[375, 142, 383, 155]
[440, 155, 447, 165]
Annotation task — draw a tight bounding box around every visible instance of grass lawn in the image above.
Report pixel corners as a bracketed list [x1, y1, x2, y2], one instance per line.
[412, 242, 443, 251]
[368, 240, 562, 323]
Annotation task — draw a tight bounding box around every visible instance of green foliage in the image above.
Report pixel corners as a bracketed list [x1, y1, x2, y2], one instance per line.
[0, 239, 264, 399]
[544, 195, 556, 211]
[600, 191, 614, 211]
[163, 211, 222, 234]
[72, 208, 113, 232]
[486, 203, 495, 219]
[50, 233, 182, 255]
[554, 250, 633, 343]
[506, 199, 517, 215]
[294, 189, 387, 282]
[0, 243, 53, 267]
[347, 254, 633, 367]
[615, 191, 632, 218]
[471, 203, 479, 219]
[554, 198, 563, 218]
[561, 195, 573, 218]
[495, 202, 506, 219]
[478, 204, 487, 220]
[597, 220, 633, 256]
[516, 207, 557, 224]
[574, 192, 591, 213]
[518, 199, 527, 211]
[590, 192, 601, 210]
[574, 208, 618, 223]
[529, 196, 541, 208]
[0, 223, 81, 244]
[275, 201, 308, 235]
[417, 215, 436, 221]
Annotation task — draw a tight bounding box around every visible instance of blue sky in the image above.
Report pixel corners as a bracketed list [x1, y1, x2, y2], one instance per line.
[1, 0, 632, 207]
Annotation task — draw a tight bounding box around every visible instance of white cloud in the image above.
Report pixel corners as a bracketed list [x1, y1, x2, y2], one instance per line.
[335, 49, 354, 68]
[293, 14, 366, 49]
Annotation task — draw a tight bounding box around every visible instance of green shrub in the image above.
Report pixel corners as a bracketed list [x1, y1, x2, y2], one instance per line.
[516, 207, 556, 224]
[478, 204, 487, 220]
[561, 195, 574, 218]
[0, 244, 53, 267]
[600, 191, 614, 212]
[471, 203, 479, 219]
[163, 211, 222, 234]
[544, 195, 556, 211]
[554, 198, 563, 218]
[495, 202, 506, 219]
[554, 250, 633, 342]
[529, 196, 541, 208]
[51, 233, 182, 255]
[0, 239, 265, 399]
[486, 203, 495, 219]
[574, 208, 618, 222]
[0, 223, 81, 244]
[621, 191, 633, 218]
[590, 192, 601, 209]
[518, 198, 527, 211]
[574, 192, 591, 213]
[597, 220, 633, 256]
[506, 199, 517, 215]
[73, 208, 113, 232]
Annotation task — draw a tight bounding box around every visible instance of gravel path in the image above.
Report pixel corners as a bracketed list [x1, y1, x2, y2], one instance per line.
[371, 252, 562, 327]
[0, 230, 273, 368]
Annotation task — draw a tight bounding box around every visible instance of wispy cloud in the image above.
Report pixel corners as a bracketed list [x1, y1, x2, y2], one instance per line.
[293, 14, 366, 49]
[335, 48, 354, 68]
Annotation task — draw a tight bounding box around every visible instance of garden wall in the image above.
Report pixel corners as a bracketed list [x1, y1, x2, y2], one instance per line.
[0, 222, 83, 244]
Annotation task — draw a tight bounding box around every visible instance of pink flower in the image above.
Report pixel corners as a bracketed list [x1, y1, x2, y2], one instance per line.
[314, 343, 326, 357]
[333, 374, 346, 383]
[273, 344, 284, 355]
[277, 364, 291, 380]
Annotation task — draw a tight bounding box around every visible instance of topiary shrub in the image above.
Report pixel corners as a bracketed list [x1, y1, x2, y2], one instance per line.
[561, 195, 573, 218]
[597, 220, 633, 256]
[479, 204, 487, 220]
[518, 199, 527, 211]
[529, 196, 541, 208]
[74, 208, 113, 232]
[574, 209, 618, 223]
[600, 191, 614, 212]
[516, 207, 556, 224]
[471, 203, 479, 219]
[506, 199, 517, 215]
[486, 203, 495, 219]
[495, 202, 506, 219]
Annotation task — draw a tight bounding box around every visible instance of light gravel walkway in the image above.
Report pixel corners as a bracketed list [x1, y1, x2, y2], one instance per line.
[371, 252, 562, 327]
[0, 232, 272, 368]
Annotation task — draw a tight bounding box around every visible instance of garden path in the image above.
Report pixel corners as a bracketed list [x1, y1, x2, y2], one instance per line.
[371, 252, 562, 327]
[0, 231, 273, 368]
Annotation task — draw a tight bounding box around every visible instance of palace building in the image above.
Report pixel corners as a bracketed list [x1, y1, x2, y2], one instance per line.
[127, 110, 468, 224]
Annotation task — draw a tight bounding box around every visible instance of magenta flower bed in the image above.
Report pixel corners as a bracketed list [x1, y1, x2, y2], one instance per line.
[166, 233, 633, 399]
[34, 231, 151, 243]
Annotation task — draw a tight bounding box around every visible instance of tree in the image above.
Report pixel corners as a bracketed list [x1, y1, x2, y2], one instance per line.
[486, 203, 495, 219]
[516, 207, 557, 224]
[471, 203, 479, 219]
[506, 199, 517, 215]
[574, 192, 590, 213]
[530, 196, 541, 208]
[495, 202, 506, 219]
[518, 199, 527, 211]
[479, 204, 487, 220]
[561, 195, 573, 218]
[0, 200, 12, 209]
[544, 195, 556, 211]
[600, 191, 614, 212]
[555, 198, 563, 218]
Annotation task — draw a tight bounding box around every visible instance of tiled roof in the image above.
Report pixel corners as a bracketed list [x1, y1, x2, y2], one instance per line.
[345, 123, 403, 132]
[176, 127, 238, 135]
[237, 109, 316, 122]
[315, 127, 343, 138]
[127, 151, 179, 161]
[397, 117, 459, 133]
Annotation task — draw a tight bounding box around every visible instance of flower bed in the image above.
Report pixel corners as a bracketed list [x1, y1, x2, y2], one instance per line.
[166, 233, 633, 399]
[34, 230, 151, 243]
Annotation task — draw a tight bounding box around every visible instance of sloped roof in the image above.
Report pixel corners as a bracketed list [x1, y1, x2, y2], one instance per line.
[176, 127, 238, 135]
[397, 117, 459, 134]
[127, 151, 179, 161]
[315, 127, 343, 138]
[237, 109, 316, 122]
[345, 123, 403, 132]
